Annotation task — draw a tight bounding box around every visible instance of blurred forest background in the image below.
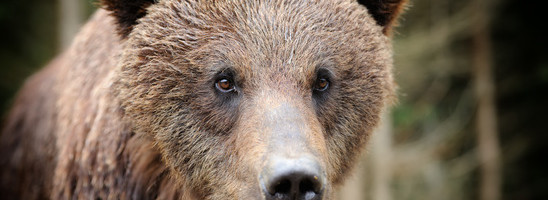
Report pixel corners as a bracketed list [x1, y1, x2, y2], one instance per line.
[0, 0, 546, 200]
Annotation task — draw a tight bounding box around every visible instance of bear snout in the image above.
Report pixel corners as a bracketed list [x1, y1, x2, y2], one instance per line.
[250, 102, 327, 200]
[260, 156, 325, 200]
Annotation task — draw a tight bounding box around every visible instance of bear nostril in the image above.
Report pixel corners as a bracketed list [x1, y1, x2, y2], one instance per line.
[300, 177, 320, 196]
[264, 169, 323, 200]
[271, 179, 292, 196]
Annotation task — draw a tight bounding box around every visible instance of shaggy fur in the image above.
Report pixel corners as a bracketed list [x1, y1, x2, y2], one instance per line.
[0, 0, 405, 199]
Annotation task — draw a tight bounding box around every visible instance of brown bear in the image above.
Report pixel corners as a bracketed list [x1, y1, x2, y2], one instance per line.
[0, 0, 406, 199]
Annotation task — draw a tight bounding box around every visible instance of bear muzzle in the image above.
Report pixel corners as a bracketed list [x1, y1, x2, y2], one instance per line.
[256, 102, 328, 200]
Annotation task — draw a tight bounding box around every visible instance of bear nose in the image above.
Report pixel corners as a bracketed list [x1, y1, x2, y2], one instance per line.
[261, 157, 324, 200]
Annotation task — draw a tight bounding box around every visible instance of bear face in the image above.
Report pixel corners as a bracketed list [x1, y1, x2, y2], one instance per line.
[115, 1, 399, 199]
[0, 0, 406, 199]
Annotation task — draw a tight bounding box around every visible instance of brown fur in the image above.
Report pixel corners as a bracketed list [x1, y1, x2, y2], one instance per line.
[0, 0, 405, 199]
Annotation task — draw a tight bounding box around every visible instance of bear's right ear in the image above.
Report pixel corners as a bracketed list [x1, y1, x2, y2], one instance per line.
[357, 0, 408, 35]
[100, 0, 157, 37]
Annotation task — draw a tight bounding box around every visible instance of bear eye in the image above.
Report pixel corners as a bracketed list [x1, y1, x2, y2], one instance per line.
[215, 78, 235, 92]
[314, 78, 330, 92]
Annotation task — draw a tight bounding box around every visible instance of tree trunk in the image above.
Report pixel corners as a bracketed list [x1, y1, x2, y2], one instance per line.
[338, 154, 366, 200]
[339, 112, 392, 200]
[370, 113, 393, 200]
[58, 0, 84, 50]
[472, 0, 502, 199]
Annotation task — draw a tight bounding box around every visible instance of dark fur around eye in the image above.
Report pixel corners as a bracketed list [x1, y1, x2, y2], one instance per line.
[212, 69, 240, 105]
[213, 69, 237, 92]
[312, 68, 333, 102]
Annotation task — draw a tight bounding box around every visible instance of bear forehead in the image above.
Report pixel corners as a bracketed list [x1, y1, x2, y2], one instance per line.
[130, 0, 389, 85]
[144, 0, 384, 44]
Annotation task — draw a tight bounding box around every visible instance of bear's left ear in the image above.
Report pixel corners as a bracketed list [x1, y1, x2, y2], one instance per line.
[357, 0, 408, 35]
[100, 0, 157, 37]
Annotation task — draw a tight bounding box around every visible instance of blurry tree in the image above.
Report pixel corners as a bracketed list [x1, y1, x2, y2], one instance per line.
[472, 0, 502, 199]
[59, 0, 85, 49]
[339, 0, 548, 199]
[339, 112, 392, 200]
